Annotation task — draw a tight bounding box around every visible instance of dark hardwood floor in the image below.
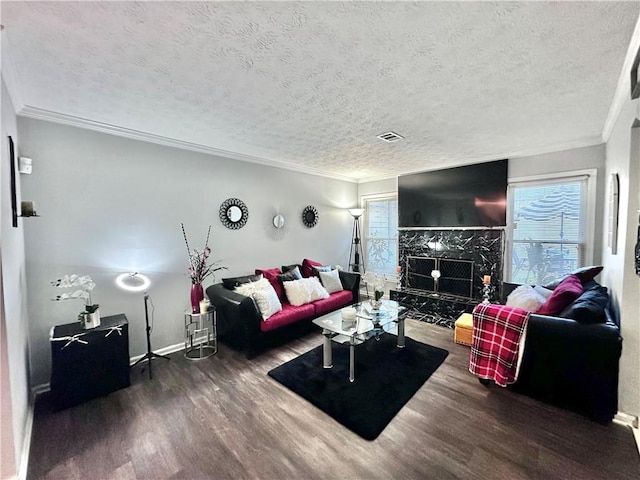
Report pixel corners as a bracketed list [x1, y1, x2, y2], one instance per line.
[28, 319, 639, 480]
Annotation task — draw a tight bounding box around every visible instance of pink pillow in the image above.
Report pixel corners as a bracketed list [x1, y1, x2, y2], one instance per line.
[301, 258, 323, 278]
[536, 274, 584, 316]
[255, 268, 285, 301]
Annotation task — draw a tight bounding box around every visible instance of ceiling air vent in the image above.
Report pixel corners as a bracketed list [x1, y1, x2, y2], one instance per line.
[377, 131, 404, 143]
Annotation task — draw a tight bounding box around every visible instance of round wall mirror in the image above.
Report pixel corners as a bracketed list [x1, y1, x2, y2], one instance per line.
[219, 198, 249, 229]
[227, 206, 242, 222]
[302, 205, 319, 228]
[273, 214, 285, 229]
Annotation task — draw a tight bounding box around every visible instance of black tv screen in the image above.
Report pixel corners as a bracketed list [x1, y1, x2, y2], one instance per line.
[398, 159, 508, 228]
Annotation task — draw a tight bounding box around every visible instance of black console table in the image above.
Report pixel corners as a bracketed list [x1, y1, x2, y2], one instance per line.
[390, 288, 479, 329]
[50, 313, 130, 410]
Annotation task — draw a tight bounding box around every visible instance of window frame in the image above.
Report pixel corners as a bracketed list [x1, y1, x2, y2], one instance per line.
[361, 192, 398, 279]
[505, 169, 597, 283]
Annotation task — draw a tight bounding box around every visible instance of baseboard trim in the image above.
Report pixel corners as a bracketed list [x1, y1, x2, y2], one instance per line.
[614, 412, 639, 429]
[29, 342, 187, 396]
[129, 341, 185, 365]
[613, 412, 640, 456]
[17, 390, 37, 480]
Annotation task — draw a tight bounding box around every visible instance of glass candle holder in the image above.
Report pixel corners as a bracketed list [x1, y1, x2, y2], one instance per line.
[482, 281, 491, 304]
[431, 269, 441, 296]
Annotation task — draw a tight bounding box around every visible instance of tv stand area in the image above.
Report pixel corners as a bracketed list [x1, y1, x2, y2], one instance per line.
[389, 288, 479, 329]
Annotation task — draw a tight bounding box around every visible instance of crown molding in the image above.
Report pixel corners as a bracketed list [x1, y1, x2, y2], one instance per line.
[356, 173, 398, 184]
[603, 13, 640, 142]
[15, 108, 603, 187]
[357, 135, 603, 184]
[16, 105, 359, 184]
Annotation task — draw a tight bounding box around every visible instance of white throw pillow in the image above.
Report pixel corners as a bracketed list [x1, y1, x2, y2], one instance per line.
[506, 285, 546, 312]
[534, 285, 554, 300]
[252, 285, 282, 320]
[234, 277, 270, 296]
[283, 277, 330, 306]
[319, 269, 344, 294]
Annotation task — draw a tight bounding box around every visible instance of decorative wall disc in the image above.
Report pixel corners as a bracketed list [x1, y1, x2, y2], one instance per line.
[219, 198, 249, 230]
[302, 205, 319, 228]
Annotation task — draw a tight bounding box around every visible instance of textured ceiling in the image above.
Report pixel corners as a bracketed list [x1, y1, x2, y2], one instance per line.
[2, 1, 639, 182]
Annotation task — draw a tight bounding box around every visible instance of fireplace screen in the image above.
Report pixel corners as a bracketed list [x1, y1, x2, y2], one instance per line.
[406, 256, 474, 299]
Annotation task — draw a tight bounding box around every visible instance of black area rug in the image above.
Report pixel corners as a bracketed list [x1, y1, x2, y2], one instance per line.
[268, 335, 449, 440]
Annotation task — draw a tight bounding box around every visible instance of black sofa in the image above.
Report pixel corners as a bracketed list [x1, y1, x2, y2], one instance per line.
[207, 269, 360, 358]
[500, 281, 622, 423]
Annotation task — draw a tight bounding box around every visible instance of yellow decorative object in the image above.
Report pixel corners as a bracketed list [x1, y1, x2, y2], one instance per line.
[454, 313, 474, 346]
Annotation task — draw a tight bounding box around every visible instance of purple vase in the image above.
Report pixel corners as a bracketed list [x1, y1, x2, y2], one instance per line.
[190, 283, 204, 314]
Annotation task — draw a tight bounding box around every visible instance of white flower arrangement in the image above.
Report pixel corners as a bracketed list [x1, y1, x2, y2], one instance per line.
[51, 274, 99, 313]
[362, 272, 387, 301]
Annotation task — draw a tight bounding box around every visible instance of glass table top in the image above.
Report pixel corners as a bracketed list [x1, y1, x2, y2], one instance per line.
[312, 299, 405, 338]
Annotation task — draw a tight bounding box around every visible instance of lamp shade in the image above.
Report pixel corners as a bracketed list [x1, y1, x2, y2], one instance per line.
[115, 272, 151, 292]
[348, 208, 365, 218]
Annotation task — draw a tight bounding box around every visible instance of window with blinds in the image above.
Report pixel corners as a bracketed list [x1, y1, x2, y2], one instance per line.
[508, 177, 588, 284]
[363, 195, 398, 277]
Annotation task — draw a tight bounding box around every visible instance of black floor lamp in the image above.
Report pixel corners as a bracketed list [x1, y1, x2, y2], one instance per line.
[348, 208, 365, 273]
[116, 273, 169, 380]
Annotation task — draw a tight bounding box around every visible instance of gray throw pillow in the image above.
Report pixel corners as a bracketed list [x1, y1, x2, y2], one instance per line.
[278, 266, 303, 283]
[222, 274, 262, 290]
[319, 269, 344, 294]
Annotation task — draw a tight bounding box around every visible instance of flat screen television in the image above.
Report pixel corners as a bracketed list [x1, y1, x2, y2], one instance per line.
[398, 159, 508, 228]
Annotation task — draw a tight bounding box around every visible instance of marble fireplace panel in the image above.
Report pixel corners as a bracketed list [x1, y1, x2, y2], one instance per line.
[398, 229, 504, 301]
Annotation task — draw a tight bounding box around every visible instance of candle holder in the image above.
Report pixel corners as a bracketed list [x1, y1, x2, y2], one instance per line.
[431, 269, 441, 297]
[482, 282, 491, 304]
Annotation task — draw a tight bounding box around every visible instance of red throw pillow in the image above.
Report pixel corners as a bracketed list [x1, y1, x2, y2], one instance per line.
[255, 268, 285, 301]
[301, 258, 323, 278]
[536, 274, 584, 316]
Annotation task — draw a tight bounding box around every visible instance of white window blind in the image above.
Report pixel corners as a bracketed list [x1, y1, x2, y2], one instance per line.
[508, 176, 588, 284]
[363, 196, 398, 277]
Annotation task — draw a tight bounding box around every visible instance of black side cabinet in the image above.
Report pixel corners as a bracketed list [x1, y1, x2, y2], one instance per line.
[50, 314, 130, 410]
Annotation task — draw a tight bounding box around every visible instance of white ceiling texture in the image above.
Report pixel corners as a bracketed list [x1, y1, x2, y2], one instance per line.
[2, 1, 639, 182]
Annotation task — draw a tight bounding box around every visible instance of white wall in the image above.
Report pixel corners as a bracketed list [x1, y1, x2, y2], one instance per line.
[17, 118, 358, 386]
[603, 95, 640, 419]
[1, 78, 31, 479]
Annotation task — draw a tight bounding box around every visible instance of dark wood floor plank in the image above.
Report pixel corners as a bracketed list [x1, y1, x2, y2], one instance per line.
[27, 319, 640, 480]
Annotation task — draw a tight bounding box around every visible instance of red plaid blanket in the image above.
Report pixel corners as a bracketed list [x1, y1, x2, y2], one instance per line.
[469, 303, 530, 387]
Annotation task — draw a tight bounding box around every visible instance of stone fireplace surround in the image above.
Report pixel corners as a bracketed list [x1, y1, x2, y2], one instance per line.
[391, 229, 504, 328]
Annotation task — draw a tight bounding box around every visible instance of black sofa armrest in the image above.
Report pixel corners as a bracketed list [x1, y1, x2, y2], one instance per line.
[339, 270, 361, 303]
[206, 283, 262, 350]
[513, 311, 622, 422]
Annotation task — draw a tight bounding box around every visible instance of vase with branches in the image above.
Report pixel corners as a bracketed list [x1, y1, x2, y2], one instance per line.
[181, 223, 226, 313]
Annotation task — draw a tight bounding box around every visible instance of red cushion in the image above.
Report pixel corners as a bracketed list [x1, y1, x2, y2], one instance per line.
[537, 274, 584, 316]
[255, 268, 285, 301]
[313, 290, 354, 316]
[301, 258, 323, 278]
[260, 302, 315, 332]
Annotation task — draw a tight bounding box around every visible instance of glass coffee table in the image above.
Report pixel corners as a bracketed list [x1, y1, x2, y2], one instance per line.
[312, 299, 406, 382]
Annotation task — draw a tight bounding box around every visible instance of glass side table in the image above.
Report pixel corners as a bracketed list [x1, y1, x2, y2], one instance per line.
[183, 309, 217, 360]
